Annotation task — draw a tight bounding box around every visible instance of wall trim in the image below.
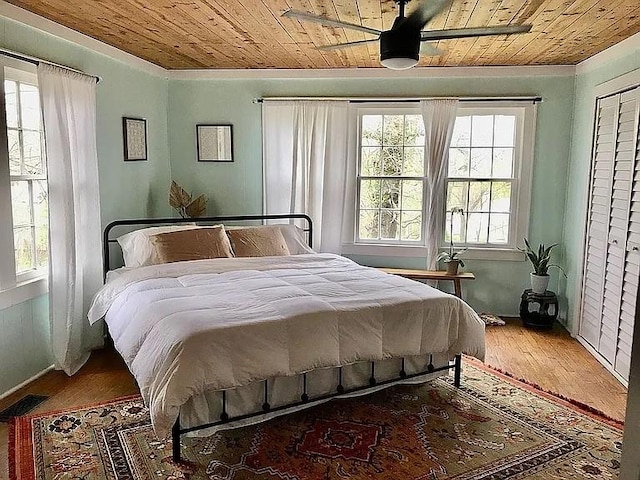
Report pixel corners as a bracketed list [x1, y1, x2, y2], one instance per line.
[0, 1, 166, 77]
[0, 364, 54, 401]
[169, 64, 575, 80]
[576, 31, 640, 75]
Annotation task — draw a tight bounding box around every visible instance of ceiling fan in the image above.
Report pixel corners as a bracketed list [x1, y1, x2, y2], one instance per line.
[283, 0, 532, 70]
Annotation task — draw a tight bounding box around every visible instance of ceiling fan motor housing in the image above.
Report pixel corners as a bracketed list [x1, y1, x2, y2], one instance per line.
[379, 28, 421, 64]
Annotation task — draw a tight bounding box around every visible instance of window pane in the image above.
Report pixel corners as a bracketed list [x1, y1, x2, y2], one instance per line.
[359, 179, 380, 208]
[401, 180, 423, 210]
[11, 181, 32, 226]
[361, 147, 381, 176]
[471, 115, 494, 147]
[14, 226, 34, 273]
[451, 116, 471, 147]
[466, 212, 489, 243]
[381, 179, 400, 209]
[362, 115, 382, 146]
[491, 182, 512, 212]
[448, 148, 469, 177]
[446, 181, 468, 212]
[404, 115, 424, 146]
[382, 146, 402, 175]
[470, 148, 492, 177]
[35, 224, 49, 268]
[359, 210, 379, 240]
[468, 181, 491, 212]
[494, 115, 516, 147]
[33, 180, 48, 226]
[382, 115, 403, 145]
[444, 210, 465, 243]
[8, 128, 21, 175]
[489, 213, 510, 243]
[403, 146, 424, 176]
[380, 210, 400, 240]
[401, 211, 422, 241]
[5, 80, 18, 128]
[23, 130, 43, 174]
[20, 83, 41, 130]
[493, 148, 513, 177]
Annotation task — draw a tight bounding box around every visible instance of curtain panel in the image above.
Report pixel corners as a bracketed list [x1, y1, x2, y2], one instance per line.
[263, 100, 349, 253]
[421, 99, 459, 270]
[38, 64, 103, 375]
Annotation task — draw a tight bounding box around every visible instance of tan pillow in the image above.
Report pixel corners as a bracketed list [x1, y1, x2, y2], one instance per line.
[227, 226, 291, 257]
[150, 226, 234, 264]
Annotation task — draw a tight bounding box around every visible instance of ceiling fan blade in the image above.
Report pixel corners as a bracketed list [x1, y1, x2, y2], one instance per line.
[402, 0, 451, 31]
[282, 9, 382, 36]
[317, 39, 380, 51]
[420, 42, 443, 56]
[421, 24, 532, 41]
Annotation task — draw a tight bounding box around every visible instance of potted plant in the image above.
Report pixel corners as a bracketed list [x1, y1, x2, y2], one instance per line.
[521, 239, 566, 294]
[437, 207, 467, 275]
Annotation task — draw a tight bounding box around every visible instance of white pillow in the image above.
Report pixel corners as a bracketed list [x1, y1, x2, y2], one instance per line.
[224, 224, 314, 255]
[117, 224, 201, 267]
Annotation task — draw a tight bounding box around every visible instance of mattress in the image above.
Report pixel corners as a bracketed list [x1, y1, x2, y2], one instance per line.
[89, 253, 485, 438]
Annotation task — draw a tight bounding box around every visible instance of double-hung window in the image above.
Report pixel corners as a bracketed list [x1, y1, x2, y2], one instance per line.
[347, 100, 536, 259]
[0, 59, 48, 305]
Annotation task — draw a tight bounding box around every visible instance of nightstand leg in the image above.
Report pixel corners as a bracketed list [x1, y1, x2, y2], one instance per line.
[454, 280, 462, 298]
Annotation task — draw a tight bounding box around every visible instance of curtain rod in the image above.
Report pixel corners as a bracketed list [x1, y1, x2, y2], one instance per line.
[253, 96, 542, 104]
[0, 48, 101, 83]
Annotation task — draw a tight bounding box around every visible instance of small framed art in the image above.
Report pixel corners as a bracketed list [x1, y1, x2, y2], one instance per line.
[197, 124, 233, 162]
[123, 117, 147, 161]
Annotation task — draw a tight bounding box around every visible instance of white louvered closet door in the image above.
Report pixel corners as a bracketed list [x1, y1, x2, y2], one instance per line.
[580, 87, 640, 383]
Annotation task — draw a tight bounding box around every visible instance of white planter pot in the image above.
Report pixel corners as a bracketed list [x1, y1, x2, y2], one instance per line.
[530, 273, 549, 294]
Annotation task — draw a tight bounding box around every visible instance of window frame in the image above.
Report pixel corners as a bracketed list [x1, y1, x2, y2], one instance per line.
[354, 104, 427, 246]
[0, 57, 48, 309]
[342, 100, 536, 261]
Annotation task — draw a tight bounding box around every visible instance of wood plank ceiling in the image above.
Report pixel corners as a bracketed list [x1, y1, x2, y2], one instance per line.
[7, 0, 640, 69]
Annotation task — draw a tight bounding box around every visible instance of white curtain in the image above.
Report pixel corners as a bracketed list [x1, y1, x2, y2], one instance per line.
[422, 98, 459, 270]
[263, 100, 349, 253]
[38, 64, 103, 375]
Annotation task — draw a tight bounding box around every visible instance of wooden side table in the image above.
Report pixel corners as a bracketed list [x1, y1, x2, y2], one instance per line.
[379, 268, 475, 299]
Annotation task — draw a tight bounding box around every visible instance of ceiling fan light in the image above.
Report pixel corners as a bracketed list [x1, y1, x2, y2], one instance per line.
[380, 56, 419, 70]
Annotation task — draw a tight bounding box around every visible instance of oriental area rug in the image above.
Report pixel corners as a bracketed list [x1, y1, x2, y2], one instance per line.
[10, 361, 623, 480]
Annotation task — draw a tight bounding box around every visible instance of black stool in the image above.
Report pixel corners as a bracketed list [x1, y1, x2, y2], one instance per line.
[519, 289, 558, 329]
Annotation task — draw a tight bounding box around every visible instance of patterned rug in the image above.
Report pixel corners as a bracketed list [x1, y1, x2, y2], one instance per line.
[10, 360, 623, 479]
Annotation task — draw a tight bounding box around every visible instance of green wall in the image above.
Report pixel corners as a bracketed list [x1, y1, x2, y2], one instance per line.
[562, 50, 640, 332]
[0, 17, 172, 395]
[168, 74, 575, 315]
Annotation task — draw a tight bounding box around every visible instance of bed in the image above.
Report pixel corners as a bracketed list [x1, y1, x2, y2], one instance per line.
[89, 214, 485, 463]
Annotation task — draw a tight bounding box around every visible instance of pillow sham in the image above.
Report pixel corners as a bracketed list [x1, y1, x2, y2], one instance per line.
[117, 224, 200, 268]
[150, 226, 234, 264]
[225, 224, 314, 255]
[226, 226, 291, 257]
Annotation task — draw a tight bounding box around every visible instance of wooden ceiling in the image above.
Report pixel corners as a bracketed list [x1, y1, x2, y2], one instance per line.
[8, 0, 640, 69]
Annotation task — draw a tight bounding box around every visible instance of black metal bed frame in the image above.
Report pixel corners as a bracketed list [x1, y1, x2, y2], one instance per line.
[101, 213, 462, 463]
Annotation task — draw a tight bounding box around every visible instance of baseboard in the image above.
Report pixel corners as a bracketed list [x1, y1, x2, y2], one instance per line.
[575, 337, 628, 387]
[0, 365, 55, 401]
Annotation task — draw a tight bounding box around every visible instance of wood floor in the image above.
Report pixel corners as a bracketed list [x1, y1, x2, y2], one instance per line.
[0, 318, 628, 478]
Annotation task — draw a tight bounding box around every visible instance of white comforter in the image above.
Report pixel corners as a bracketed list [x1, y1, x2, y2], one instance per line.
[88, 254, 485, 438]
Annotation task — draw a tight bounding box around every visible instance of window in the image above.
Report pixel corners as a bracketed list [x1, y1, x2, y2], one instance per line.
[356, 107, 425, 244]
[346, 101, 536, 259]
[0, 60, 48, 303]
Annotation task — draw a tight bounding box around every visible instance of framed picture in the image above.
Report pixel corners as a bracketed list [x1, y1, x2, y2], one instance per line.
[197, 124, 233, 162]
[123, 117, 147, 161]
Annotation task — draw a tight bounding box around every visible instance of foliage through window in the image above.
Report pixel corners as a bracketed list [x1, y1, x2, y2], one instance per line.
[1, 67, 48, 287]
[357, 112, 425, 243]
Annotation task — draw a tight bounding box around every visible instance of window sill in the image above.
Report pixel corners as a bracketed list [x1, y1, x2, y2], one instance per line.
[342, 243, 525, 261]
[0, 276, 49, 310]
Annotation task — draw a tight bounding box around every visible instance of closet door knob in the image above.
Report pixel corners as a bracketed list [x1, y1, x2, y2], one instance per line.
[633, 246, 639, 252]
[612, 239, 618, 245]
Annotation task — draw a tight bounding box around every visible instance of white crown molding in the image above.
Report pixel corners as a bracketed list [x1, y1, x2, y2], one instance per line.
[169, 64, 575, 80]
[0, 1, 166, 77]
[576, 31, 640, 75]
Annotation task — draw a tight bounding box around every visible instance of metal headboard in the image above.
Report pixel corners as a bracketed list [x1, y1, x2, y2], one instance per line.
[102, 213, 313, 279]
